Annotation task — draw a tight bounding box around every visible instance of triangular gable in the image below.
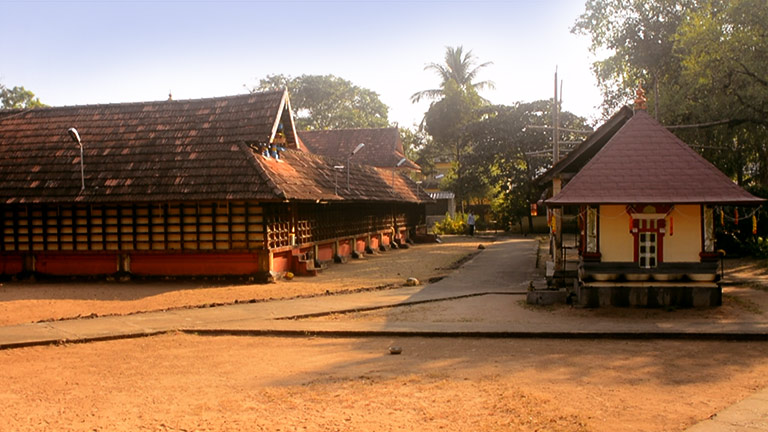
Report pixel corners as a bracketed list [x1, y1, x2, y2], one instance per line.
[547, 110, 764, 205]
[269, 89, 300, 150]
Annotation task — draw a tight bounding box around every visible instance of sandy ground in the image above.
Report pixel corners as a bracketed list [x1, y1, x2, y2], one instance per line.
[2, 335, 768, 432]
[0, 236, 482, 326]
[1, 235, 768, 432]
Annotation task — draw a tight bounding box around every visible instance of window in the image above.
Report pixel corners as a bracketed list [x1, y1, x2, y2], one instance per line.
[638, 231, 657, 268]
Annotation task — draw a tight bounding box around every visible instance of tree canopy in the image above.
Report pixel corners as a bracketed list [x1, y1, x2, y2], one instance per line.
[410, 46, 495, 103]
[460, 101, 590, 229]
[573, 0, 768, 188]
[251, 74, 390, 130]
[0, 84, 46, 109]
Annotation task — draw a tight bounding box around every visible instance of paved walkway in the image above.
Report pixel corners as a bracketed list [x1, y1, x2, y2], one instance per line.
[0, 236, 766, 431]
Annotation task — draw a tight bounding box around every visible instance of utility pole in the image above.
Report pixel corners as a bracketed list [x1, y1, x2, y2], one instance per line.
[553, 67, 559, 164]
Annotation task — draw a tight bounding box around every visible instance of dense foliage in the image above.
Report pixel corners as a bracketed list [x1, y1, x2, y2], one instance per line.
[0, 84, 46, 109]
[251, 74, 390, 130]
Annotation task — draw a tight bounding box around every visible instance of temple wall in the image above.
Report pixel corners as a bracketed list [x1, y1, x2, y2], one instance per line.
[664, 205, 702, 263]
[599, 205, 634, 262]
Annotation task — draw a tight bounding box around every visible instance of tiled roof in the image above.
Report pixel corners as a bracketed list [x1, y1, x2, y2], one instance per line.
[0, 91, 293, 204]
[547, 110, 764, 205]
[0, 92, 429, 205]
[255, 149, 430, 203]
[299, 128, 421, 171]
[537, 106, 633, 185]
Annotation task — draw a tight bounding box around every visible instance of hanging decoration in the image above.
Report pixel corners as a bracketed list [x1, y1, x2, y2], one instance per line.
[720, 209, 725, 227]
[735, 208, 739, 225]
[753, 215, 758, 235]
[669, 216, 674, 236]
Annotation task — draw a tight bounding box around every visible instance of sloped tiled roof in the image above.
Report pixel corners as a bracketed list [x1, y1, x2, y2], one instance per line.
[299, 128, 421, 170]
[0, 91, 294, 204]
[537, 106, 633, 185]
[0, 92, 429, 205]
[255, 149, 429, 203]
[547, 110, 764, 205]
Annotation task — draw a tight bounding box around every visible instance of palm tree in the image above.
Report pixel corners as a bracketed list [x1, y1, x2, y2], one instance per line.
[410, 46, 495, 103]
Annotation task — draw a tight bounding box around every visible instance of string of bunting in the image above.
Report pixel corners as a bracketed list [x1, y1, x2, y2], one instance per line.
[543, 205, 763, 236]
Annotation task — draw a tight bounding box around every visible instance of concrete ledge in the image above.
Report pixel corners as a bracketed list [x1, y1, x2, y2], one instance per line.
[579, 285, 722, 308]
[526, 290, 567, 305]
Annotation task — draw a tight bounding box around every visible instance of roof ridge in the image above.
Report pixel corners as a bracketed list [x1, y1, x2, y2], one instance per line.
[299, 127, 397, 133]
[0, 90, 285, 114]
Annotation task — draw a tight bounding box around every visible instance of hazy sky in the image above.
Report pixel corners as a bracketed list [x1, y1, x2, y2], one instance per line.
[1, 0, 608, 127]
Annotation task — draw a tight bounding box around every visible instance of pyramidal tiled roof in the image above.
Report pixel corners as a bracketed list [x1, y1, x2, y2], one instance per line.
[0, 91, 429, 205]
[299, 128, 420, 170]
[547, 110, 764, 205]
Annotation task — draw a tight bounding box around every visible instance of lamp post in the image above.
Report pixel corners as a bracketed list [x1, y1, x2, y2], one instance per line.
[347, 143, 365, 189]
[67, 128, 84, 191]
[391, 157, 407, 194]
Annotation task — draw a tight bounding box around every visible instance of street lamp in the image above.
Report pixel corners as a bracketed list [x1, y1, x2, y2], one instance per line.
[391, 157, 407, 194]
[347, 143, 365, 189]
[67, 128, 85, 191]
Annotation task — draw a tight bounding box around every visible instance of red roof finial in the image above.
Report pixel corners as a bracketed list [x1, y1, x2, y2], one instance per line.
[634, 83, 647, 111]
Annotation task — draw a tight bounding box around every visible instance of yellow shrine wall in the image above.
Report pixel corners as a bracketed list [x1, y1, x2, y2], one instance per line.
[663, 205, 702, 262]
[599, 205, 634, 262]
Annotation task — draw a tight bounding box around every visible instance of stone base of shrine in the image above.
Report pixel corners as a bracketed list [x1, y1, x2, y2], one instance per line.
[578, 282, 722, 308]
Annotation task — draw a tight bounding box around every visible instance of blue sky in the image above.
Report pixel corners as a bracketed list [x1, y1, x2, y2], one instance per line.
[1, 0, 607, 127]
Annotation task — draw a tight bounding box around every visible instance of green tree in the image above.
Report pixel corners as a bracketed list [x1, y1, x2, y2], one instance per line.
[250, 74, 390, 130]
[573, 0, 768, 188]
[412, 46, 494, 208]
[572, 0, 693, 119]
[674, 0, 768, 125]
[410, 46, 495, 103]
[399, 127, 429, 162]
[423, 81, 485, 207]
[0, 84, 46, 109]
[462, 101, 590, 230]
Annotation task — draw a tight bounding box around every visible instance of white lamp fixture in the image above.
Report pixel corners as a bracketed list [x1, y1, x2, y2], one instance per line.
[67, 128, 85, 191]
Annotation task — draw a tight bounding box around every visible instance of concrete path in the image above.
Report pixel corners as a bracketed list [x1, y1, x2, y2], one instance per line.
[0, 236, 766, 431]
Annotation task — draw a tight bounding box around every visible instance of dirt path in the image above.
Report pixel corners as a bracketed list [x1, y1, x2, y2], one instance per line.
[2, 334, 767, 432]
[1, 236, 767, 431]
[0, 236, 483, 326]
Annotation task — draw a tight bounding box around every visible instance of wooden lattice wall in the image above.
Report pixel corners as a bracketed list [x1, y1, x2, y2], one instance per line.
[1, 201, 265, 253]
[264, 203, 420, 249]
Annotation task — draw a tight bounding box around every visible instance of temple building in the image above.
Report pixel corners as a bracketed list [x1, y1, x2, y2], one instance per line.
[545, 91, 764, 307]
[0, 90, 430, 279]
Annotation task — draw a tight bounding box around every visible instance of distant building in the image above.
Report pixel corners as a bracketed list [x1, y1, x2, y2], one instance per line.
[0, 90, 430, 279]
[544, 93, 763, 307]
[299, 127, 420, 172]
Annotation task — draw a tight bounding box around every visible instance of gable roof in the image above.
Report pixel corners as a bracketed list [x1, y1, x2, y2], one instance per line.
[0, 91, 429, 205]
[537, 105, 634, 185]
[547, 110, 764, 205]
[299, 128, 420, 171]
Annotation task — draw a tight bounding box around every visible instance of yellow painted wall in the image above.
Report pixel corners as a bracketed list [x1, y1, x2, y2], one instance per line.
[664, 205, 702, 262]
[599, 205, 634, 262]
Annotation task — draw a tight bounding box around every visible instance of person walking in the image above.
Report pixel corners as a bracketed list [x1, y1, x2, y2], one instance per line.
[467, 212, 476, 236]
